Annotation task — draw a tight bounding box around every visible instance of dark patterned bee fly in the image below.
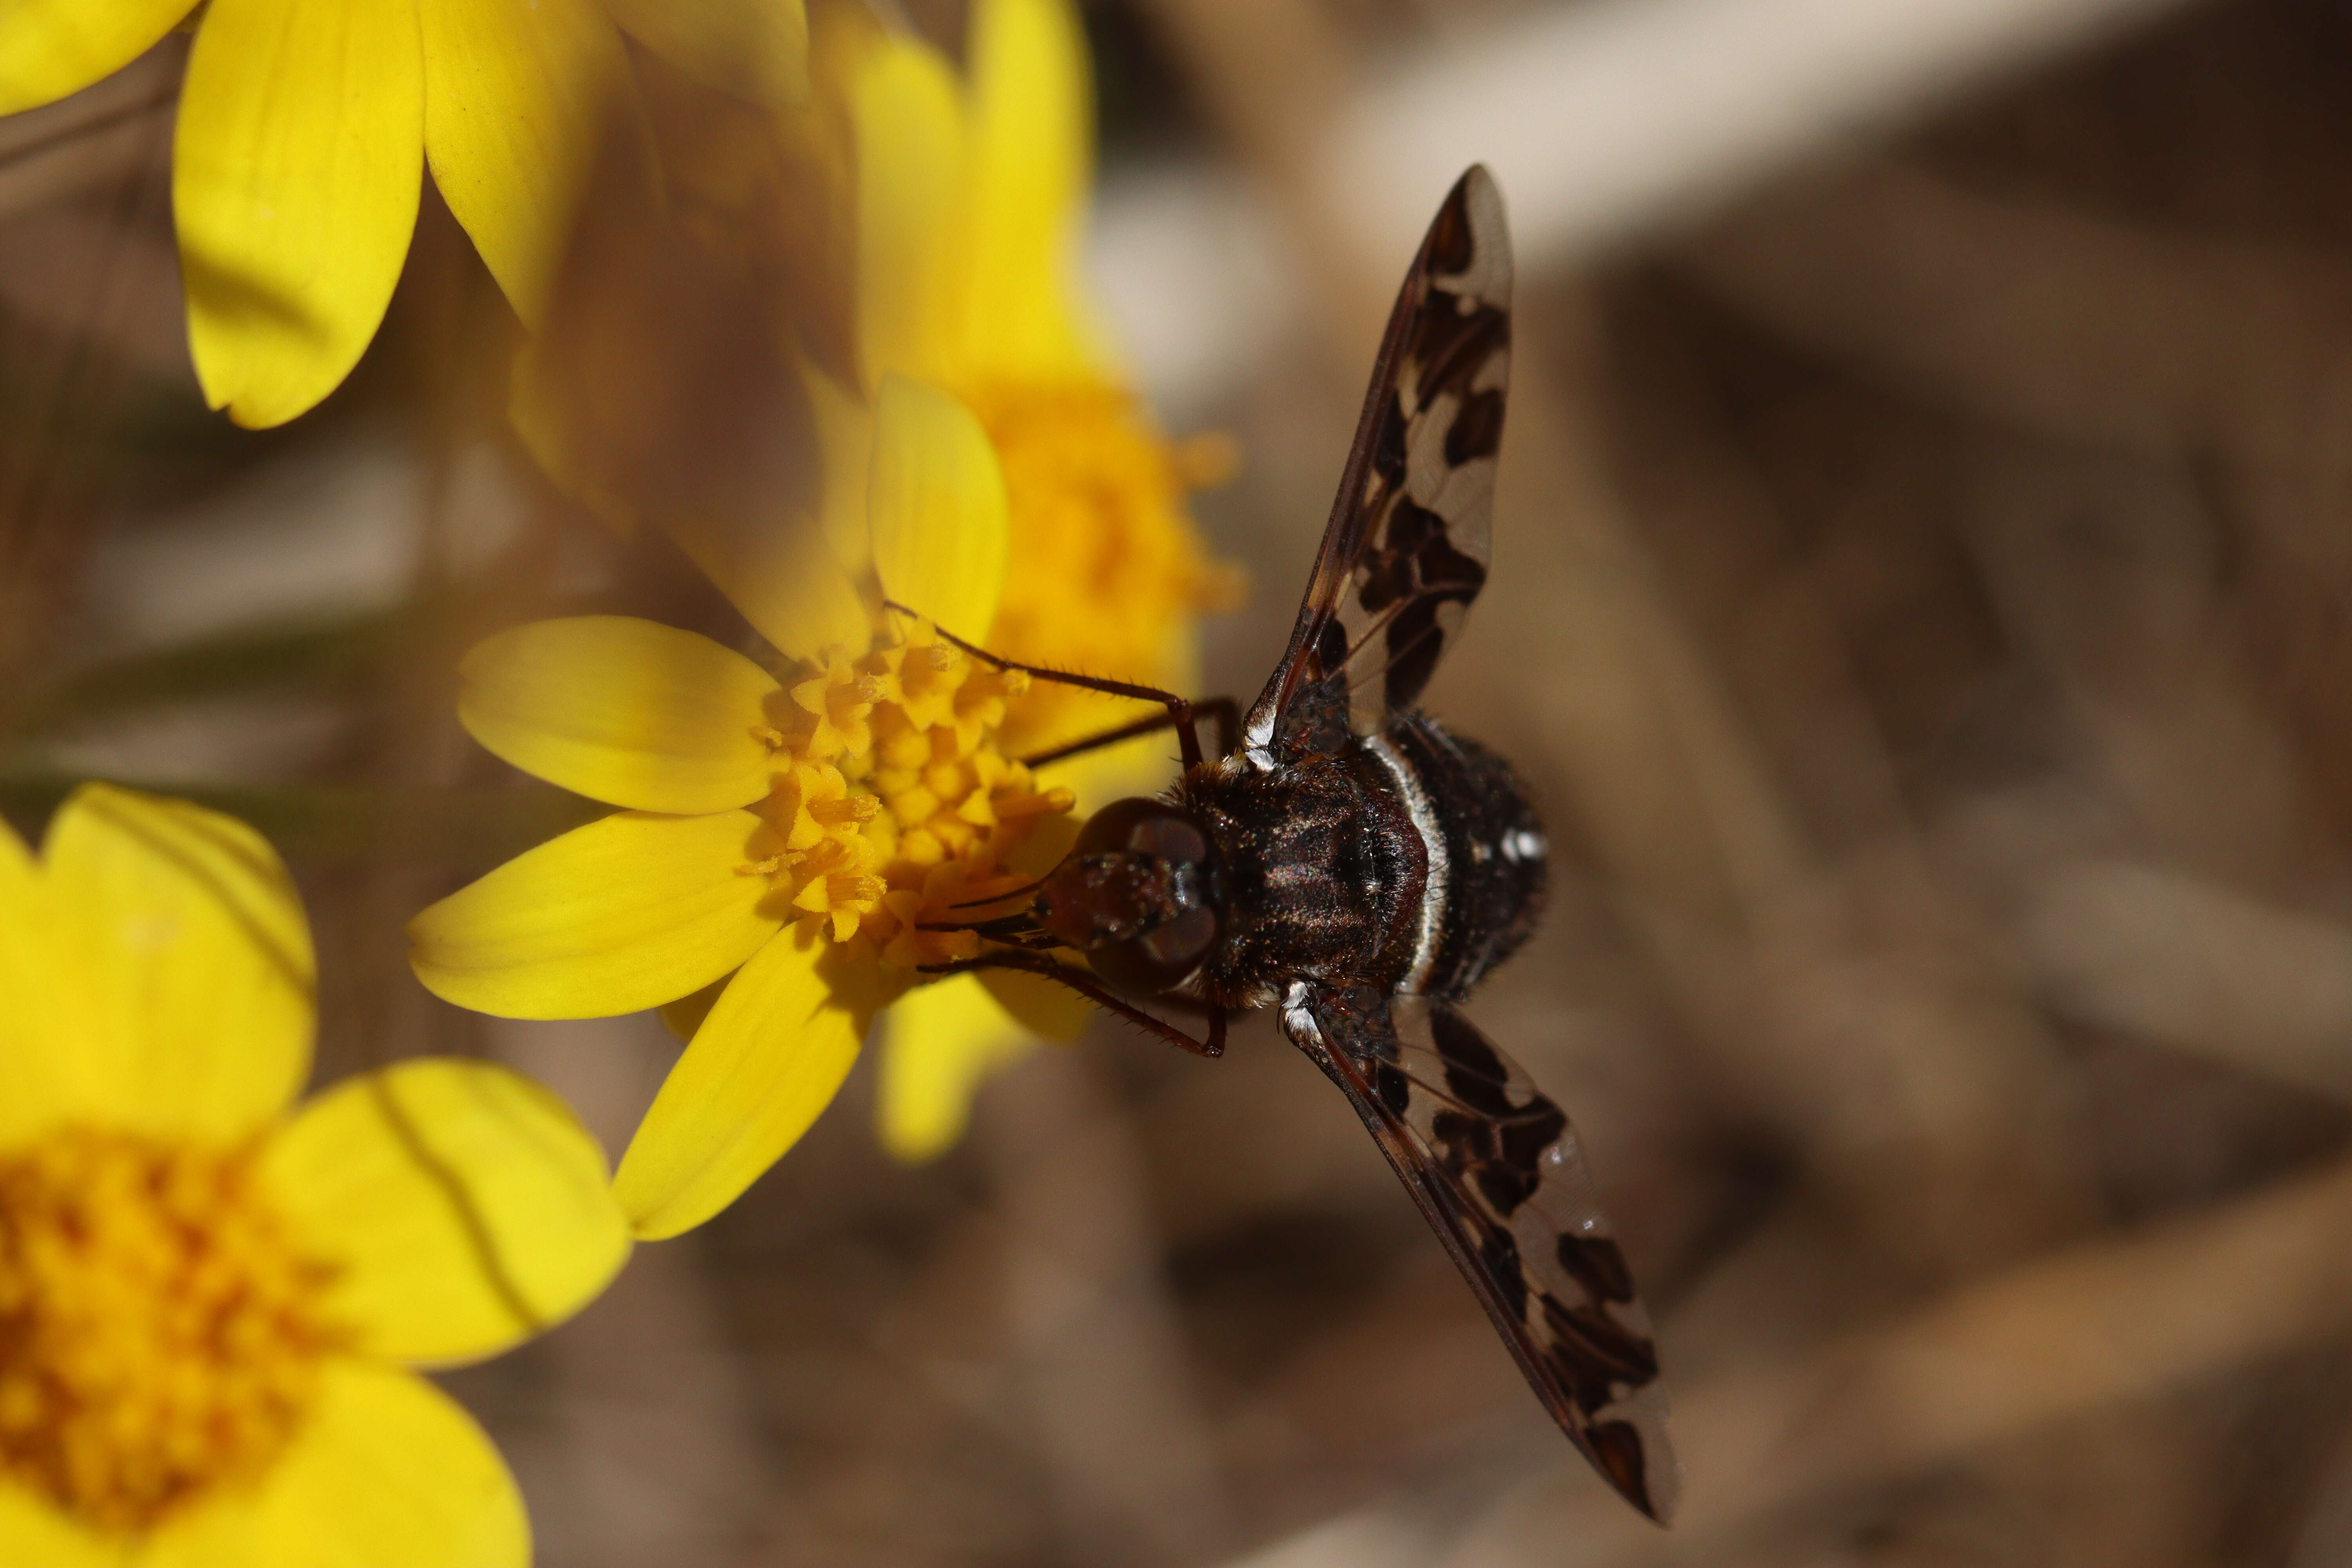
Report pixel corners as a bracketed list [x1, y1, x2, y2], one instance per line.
[908, 166, 1679, 1522]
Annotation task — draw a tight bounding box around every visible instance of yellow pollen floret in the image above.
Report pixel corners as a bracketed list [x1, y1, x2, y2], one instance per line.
[811, 795, 879, 828]
[957, 376, 1245, 757]
[787, 655, 883, 762]
[0, 1127, 343, 1537]
[751, 616, 1071, 967]
[1005, 786, 1077, 818]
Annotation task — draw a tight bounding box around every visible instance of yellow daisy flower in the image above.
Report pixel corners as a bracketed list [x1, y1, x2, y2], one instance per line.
[411, 376, 1075, 1239]
[0, 0, 808, 428]
[0, 783, 632, 1566]
[494, 0, 1238, 1167]
[655, 0, 1234, 1162]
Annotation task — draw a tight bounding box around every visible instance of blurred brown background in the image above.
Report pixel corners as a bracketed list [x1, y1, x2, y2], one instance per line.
[12, 0, 2352, 1563]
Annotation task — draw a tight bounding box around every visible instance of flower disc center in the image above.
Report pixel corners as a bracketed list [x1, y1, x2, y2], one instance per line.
[755, 617, 1072, 967]
[0, 1126, 341, 1535]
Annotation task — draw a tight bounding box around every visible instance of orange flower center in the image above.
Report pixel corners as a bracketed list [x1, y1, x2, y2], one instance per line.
[0, 1127, 341, 1535]
[750, 617, 1074, 969]
[956, 376, 1242, 757]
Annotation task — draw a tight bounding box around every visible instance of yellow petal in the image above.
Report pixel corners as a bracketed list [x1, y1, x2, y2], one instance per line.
[605, 0, 808, 106]
[851, 31, 965, 389]
[868, 375, 1008, 640]
[959, 0, 1097, 376]
[0, 0, 189, 116]
[614, 922, 891, 1238]
[265, 1059, 629, 1364]
[175, 0, 424, 428]
[419, 0, 632, 327]
[37, 784, 313, 1141]
[409, 810, 780, 1019]
[657, 969, 732, 1043]
[138, 1363, 526, 1568]
[0, 1482, 114, 1568]
[877, 972, 1038, 1162]
[0, 813, 71, 1149]
[458, 617, 782, 813]
[657, 507, 873, 666]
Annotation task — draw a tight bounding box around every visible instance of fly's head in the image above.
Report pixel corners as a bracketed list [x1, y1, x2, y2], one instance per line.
[1034, 797, 1221, 995]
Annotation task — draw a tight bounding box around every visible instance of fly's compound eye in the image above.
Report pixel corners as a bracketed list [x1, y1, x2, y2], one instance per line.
[1088, 904, 1218, 997]
[1075, 797, 1211, 867]
[1052, 798, 1218, 995]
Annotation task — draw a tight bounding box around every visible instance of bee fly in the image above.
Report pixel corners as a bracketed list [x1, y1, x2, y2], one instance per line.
[906, 166, 1679, 1522]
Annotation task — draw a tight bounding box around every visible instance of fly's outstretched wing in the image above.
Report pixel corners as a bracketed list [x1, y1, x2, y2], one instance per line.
[1280, 981, 1680, 1523]
[1241, 167, 1512, 763]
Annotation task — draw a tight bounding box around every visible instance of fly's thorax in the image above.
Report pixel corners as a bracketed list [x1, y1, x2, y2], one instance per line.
[1177, 750, 1429, 1005]
[1169, 714, 1544, 1008]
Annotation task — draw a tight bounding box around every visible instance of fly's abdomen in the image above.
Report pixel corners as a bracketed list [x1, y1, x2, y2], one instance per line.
[1384, 713, 1546, 1000]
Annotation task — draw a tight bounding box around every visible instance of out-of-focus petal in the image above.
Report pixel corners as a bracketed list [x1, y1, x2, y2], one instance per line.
[808, 364, 875, 573]
[976, 964, 1093, 1042]
[418, 0, 632, 327]
[457, 617, 781, 814]
[0, 1483, 114, 1568]
[869, 376, 1008, 642]
[37, 784, 312, 1141]
[264, 1058, 630, 1365]
[959, 0, 1096, 376]
[850, 33, 964, 390]
[409, 810, 780, 1019]
[137, 1363, 526, 1568]
[508, 334, 640, 535]
[175, 0, 424, 428]
[659, 511, 873, 667]
[613, 922, 890, 1238]
[605, 0, 807, 107]
[877, 972, 1036, 1162]
[0, 0, 189, 116]
[607, 361, 865, 663]
[1045, 729, 1187, 819]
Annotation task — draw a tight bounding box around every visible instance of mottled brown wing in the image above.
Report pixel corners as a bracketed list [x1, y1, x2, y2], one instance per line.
[1241, 166, 1512, 763]
[1280, 981, 1680, 1524]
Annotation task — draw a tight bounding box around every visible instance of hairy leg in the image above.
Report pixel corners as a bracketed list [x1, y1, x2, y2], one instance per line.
[918, 949, 1227, 1058]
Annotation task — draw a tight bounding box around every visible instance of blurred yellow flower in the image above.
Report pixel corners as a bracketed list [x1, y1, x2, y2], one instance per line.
[827, 0, 1237, 766]
[413, 376, 1076, 1239]
[0, 784, 631, 1567]
[0, 0, 808, 428]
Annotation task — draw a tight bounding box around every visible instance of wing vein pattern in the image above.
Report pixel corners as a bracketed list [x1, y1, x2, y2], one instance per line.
[1241, 164, 1678, 1522]
[1243, 167, 1514, 762]
[1281, 982, 1681, 1523]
